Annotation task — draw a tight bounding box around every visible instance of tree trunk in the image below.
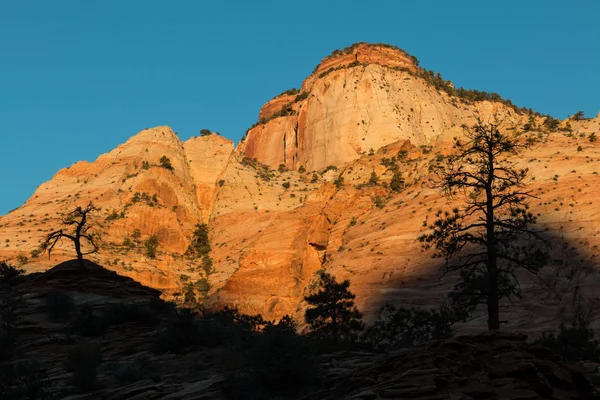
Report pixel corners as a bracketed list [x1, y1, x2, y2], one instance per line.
[486, 142, 500, 331]
[74, 235, 84, 268]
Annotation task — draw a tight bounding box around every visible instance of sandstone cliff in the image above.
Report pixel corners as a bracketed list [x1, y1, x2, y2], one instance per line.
[1, 43, 599, 332]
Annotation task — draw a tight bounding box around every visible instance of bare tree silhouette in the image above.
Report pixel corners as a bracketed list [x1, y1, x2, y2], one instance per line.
[40, 202, 100, 268]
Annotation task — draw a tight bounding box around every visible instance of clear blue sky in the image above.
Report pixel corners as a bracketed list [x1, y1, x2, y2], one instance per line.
[1, 0, 598, 215]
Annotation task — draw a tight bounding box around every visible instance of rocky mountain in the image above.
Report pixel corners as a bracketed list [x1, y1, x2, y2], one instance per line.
[1, 42, 600, 331]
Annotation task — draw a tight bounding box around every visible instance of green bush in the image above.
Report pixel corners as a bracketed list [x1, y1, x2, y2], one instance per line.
[159, 155, 173, 170]
[65, 341, 102, 391]
[187, 224, 211, 257]
[321, 165, 338, 174]
[390, 170, 405, 192]
[282, 181, 290, 189]
[369, 171, 379, 185]
[144, 235, 159, 259]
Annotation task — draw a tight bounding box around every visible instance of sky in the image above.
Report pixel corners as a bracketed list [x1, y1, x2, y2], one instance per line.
[1, 0, 599, 215]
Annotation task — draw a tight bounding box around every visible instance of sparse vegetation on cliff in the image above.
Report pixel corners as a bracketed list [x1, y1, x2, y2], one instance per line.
[159, 155, 173, 170]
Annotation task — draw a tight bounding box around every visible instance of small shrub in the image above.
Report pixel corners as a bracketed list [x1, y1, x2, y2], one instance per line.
[218, 179, 225, 187]
[577, 146, 583, 152]
[144, 235, 159, 259]
[369, 171, 379, 185]
[390, 170, 405, 192]
[16, 255, 28, 266]
[333, 175, 344, 188]
[311, 173, 319, 183]
[589, 132, 597, 143]
[159, 155, 173, 170]
[348, 217, 357, 227]
[282, 182, 290, 189]
[372, 196, 387, 208]
[200, 129, 212, 136]
[278, 164, 287, 173]
[298, 166, 306, 174]
[187, 224, 210, 257]
[65, 341, 102, 391]
[321, 165, 338, 174]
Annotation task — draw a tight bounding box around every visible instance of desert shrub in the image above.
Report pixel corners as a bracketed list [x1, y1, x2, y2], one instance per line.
[278, 164, 287, 173]
[362, 303, 466, 351]
[218, 179, 225, 186]
[159, 155, 173, 170]
[144, 235, 159, 259]
[311, 173, 319, 183]
[369, 171, 379, 185]
[200, 129, 212, 136]
[321, 165, 338, 174]
[200, 254, 213, 275]
[333, 174, 344, 188]
[535, 316, 600, 362]
[390, 170, 405, 192]
[65, 341, 102, 391]
[282, 181, 290, 189]
[45, 290, 75, 322]
[187, 224, 211, 257]
[298, 165, 306, 174]
[372, 196, 387, 208]
[590, 132, 597, 143]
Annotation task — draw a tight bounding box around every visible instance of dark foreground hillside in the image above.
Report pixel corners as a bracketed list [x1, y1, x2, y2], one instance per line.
[1, 260, 598, 399]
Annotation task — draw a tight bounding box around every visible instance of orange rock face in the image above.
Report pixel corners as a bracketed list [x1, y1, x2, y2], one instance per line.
[237, 43, 519, 173]
[1, 43, 600, 332]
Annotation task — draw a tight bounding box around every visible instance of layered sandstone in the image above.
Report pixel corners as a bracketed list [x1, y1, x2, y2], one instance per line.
[239, 43, 523, 173]
[1, 43, 599, 332]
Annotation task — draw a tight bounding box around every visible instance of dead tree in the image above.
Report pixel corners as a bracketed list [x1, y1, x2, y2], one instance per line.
[40, 202, 100, 268]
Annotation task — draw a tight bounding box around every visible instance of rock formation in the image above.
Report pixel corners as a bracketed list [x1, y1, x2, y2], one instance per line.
[1, 42, 600, 332]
